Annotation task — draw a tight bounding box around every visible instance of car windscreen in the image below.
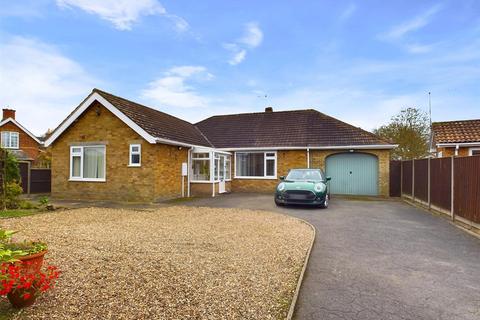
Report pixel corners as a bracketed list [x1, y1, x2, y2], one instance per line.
[286, 170, 323, 181]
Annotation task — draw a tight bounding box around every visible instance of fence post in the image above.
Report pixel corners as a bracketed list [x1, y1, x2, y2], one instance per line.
[27, 161, 31, 195]
[427, 157, 431, 209]
[400, 160, 403, 197]
[412, 160, 415, 201]
[451, 156, 455, 221]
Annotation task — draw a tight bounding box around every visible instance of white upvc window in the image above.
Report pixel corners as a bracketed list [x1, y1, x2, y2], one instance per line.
[469, 148, 480, 156]
[129, 144, 141, 166]
[191, 152, 211, 182]
[70, 145, 106, 182]
[235, 151, 277, 179]
[1, 131, 19, 149]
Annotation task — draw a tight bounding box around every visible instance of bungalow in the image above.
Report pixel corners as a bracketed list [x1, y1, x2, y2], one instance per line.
[431, 119, 480, 157]
[45, 89, 396, 201]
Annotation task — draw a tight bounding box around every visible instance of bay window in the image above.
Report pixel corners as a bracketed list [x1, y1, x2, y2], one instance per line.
[1, 132, 19, 149]
[192, 153, 210, 181]
[235, 151, 277, 179]
[70, 145, 106, 181]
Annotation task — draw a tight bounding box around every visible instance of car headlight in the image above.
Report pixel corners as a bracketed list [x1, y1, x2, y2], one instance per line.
[277, 182, 286, 192]
[314, 183, 325, 193]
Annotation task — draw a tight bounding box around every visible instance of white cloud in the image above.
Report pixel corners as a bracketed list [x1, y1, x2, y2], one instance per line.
[339, 3, 357, 22]
[228, 49, 247, 65]
[141, 66, 212, 108]
[0, 36, 97, 135]
[383, 4, 442, 40]
[239, 22, 263, 48]
[56, 0, 188, 31]
[224, 21, 263, 65]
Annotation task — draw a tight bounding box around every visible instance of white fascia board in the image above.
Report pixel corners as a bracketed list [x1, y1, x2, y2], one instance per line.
[0, 118, 42, 144]
[437, 142, 480, 147]
[45, 92, 156, 147]
[219, 144, 398, 151]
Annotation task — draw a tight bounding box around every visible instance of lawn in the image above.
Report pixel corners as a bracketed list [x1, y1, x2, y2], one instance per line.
[0, 206, 313, 319]
[0, 209, 44, 219]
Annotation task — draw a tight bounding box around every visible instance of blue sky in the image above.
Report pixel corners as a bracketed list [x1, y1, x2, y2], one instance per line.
[0, 0, 479, 135]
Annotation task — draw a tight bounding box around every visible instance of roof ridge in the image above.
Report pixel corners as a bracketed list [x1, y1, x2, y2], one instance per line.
[433, 119, 480, 125]
[195, 108, 317, 124]
[93, 88, 197, 127]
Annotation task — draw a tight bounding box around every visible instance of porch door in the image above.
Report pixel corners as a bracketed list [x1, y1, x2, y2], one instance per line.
[219, 155, 226, 193]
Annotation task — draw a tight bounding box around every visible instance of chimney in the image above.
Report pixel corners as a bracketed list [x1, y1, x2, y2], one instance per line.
[265, 106, 273, 113]
[2, 108, 15, 120]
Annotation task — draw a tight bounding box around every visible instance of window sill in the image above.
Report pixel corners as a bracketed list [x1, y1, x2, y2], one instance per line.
[234, 176, 277, 180]
[128, 164, 141, 167]
[69, 178, 106, 183]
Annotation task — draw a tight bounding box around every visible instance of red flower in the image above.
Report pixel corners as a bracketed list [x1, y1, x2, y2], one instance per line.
[23, 293, 31, 300]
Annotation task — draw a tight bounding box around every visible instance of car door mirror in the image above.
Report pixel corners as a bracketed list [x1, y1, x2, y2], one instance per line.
[326, 176, 331, 181]
[279, 176, 285, 180]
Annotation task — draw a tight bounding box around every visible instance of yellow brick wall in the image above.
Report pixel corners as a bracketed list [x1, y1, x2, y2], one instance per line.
[309, 149, 390, 196]
[436, 147, 470, 157]
[231, 150, 308, 193]
[191, 181, 231, 196]
[51, 102, 187, 202]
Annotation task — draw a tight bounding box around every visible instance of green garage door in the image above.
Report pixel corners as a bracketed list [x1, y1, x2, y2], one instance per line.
[325, 153, 378, 195]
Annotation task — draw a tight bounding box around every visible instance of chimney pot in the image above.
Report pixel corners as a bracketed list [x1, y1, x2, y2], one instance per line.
[265, 106, 273, 112]
[2, 109, 15, 120]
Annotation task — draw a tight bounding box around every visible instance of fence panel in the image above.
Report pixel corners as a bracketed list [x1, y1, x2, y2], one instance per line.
[430, 157, 452, 212]
[454, 156, 480, 223]
[401, 160, 413, 196]
[389, 160, 401, 197]
[30, 169, 51, 194]
[413, 159, 428, 202]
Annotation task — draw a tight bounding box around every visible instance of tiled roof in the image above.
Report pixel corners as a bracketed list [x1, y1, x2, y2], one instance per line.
[195, 109, 391, 148]
[93, 89, 212, 147]
[432, 119, 480, 144]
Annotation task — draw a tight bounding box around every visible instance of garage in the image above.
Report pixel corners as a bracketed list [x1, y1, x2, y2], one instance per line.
[325, 152, 378, 195]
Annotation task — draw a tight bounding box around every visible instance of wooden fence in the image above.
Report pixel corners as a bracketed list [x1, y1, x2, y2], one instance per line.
[19, 162, 51, 194]
[390, 156, 480, 228]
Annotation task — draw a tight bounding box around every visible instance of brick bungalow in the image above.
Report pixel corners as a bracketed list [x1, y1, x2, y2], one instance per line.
[45, 89, 396, 201]
[0, 108, 43, 162]
[431, 119, 480, 157]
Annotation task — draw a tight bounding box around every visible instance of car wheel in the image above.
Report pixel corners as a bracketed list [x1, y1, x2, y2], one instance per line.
[275, 199, 283, 206]
[320, 194, 329, 209]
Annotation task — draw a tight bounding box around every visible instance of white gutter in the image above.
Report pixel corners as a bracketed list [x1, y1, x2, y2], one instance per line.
[437, 142, 480, 147]
[307, 147, 310, 168]
[219, 144, 398, 151]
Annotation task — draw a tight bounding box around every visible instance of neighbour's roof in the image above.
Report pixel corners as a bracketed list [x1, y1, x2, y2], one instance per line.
[92, 89, 212, 147]
[9, 150, 33, 161]
[432, 119, 480, 144]
[195, 109, 391, 148]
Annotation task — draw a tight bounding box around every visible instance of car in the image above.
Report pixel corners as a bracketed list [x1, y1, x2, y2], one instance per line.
[274, 168, 331, 208]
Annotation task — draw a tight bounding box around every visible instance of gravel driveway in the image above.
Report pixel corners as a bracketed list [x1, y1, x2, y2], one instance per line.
[0, 206, 313, 319]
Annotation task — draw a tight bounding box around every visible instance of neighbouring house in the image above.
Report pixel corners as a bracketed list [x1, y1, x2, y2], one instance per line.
[44, 89, 396, 201]
[0, 108, 44, 163]
[431, 119, 480, 157]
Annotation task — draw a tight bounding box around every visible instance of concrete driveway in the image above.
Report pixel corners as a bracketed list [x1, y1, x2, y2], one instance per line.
[186, 193, 480, 320]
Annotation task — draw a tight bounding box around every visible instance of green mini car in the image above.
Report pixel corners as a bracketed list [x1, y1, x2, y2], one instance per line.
[274, 168, 331, 208]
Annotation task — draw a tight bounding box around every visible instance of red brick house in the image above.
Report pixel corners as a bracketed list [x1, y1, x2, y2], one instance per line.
[0, 109, 43, 162]
[431, 119, 480, 157]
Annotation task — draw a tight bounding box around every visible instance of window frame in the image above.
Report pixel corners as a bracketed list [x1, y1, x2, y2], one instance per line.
[128, 144, 142, 167]
[469, 147, 480, 156]
[234, 151, 277, 179]
[69, 145, 106, 182]
[191, 152, 212, 182]
[1, 131, 19, 149]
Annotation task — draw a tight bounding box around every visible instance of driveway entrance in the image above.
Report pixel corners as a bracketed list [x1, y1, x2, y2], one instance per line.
[186, 194, 480, 320]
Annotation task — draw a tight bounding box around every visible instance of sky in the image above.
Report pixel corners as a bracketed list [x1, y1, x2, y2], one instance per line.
[0, 0, 479, 136]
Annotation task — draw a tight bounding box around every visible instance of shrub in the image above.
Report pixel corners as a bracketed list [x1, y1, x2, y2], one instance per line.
[0, 182, 23, 209]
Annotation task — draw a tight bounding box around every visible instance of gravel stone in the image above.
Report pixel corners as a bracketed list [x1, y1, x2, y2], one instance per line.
[0, 206, 313, 319]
